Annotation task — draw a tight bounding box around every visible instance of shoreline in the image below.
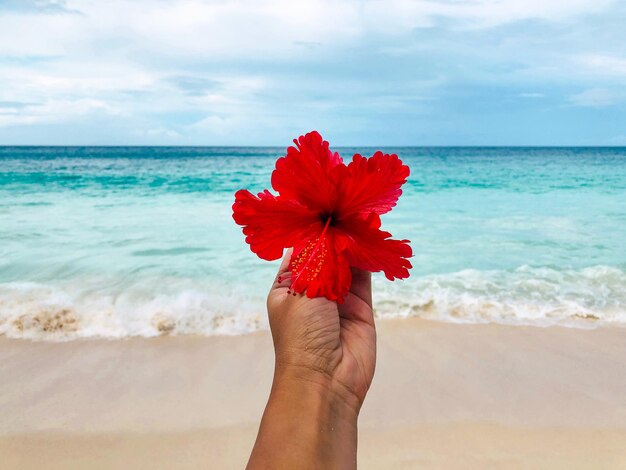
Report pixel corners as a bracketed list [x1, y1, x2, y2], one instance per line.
[1, 318, 625, 468]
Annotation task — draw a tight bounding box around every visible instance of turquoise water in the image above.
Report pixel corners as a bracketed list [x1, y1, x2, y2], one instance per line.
[1, 146, 625, 339]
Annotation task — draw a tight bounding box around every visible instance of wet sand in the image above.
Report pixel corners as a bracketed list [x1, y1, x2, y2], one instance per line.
[1, 319, 625, 469]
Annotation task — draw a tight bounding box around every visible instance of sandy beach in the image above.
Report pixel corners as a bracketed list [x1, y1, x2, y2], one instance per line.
[1, 318, 625, 469]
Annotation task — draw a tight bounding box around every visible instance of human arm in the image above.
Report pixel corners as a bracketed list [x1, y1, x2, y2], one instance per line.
[247, 253, 376, 469]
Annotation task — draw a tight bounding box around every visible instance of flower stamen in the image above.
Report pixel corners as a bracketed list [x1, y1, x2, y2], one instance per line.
[288, 217, 332, 293]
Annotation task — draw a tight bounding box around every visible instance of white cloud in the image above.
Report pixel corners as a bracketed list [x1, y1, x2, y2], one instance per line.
[0, 0, 616, 59]
[361, 0, 616, 30]
[0, 0, 76, 14]
[577, 54, 626, 77]
[568, 88, 621, 107]
[0, 0, 624, 143]
[0, 98, 121, 126]
[134, 127, 182, 139]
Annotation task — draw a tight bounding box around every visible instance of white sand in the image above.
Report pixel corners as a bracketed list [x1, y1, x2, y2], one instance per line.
[1, 318, 625, 469]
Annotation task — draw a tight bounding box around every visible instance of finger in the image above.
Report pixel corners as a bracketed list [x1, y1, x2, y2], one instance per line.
[271, 248, 293, 290]
[349, 268, 372, 308]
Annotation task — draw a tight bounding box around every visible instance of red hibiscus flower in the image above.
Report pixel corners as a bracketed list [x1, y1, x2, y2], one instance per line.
[232, 131, 412, 303]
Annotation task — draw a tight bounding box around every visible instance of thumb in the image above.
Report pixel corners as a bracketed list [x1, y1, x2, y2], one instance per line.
[349, 268, 372, 308]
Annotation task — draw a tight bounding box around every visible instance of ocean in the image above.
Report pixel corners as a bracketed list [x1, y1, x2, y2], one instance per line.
[1, 146, 625, 339]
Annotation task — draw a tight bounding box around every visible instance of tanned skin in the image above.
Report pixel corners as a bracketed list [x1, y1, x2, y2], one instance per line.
[247, 251, 376, 470]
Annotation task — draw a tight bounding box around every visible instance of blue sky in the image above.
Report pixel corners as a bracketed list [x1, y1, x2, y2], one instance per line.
[0, 0, 625, 145]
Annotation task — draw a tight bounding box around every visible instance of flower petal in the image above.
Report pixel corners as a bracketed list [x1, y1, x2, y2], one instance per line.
[336, 151, 410, 218]
[337, 214, 412, 280]
[232, 189, 322, 261]
[271, 131, 343, 213]
[289, 231, 352, 303]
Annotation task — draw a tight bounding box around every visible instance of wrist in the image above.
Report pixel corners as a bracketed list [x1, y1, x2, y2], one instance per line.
[273, 361, 363, 417]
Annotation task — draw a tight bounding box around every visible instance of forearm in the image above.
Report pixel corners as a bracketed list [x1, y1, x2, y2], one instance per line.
[247, 367, 359, 470]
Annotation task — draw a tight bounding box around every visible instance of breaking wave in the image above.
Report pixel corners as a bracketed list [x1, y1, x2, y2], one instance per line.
[374, 265, 626, 327]
[1, 265, 625, 340]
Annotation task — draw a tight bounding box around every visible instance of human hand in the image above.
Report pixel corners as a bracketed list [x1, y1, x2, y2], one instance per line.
[267, 250, 376, 413]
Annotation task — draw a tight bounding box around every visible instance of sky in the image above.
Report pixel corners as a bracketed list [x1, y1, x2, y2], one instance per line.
[0, 0, 625, 146]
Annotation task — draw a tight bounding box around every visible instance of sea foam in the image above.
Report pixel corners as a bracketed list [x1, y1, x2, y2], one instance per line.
[374, 265, 626, 327]
[1, 265, 624, 340]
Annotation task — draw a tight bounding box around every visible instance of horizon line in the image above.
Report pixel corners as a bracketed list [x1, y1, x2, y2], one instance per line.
[1, 144, 626, 149]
